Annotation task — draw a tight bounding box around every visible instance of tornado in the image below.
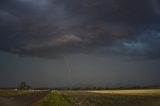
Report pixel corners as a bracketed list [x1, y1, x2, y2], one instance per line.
[63, 55, 73, 88]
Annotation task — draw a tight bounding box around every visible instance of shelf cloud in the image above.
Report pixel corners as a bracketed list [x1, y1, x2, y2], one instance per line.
[0, 0, 160, 58]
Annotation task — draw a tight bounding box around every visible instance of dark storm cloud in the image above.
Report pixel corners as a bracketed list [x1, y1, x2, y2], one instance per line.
[105, 24, 160, 58]
[0, 0, 160, 58]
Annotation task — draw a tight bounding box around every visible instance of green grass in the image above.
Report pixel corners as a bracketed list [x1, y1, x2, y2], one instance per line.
[41, 91, 70, 106]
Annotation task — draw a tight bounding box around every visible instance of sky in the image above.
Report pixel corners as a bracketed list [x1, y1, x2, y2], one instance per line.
[0, 0, 160, 88]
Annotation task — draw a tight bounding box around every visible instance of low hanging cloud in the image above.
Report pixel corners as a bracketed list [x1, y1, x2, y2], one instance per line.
[106, 24, 160, 58]
[0, 0, 160, 58]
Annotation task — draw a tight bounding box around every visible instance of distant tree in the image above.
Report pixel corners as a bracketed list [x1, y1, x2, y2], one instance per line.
[19, 81, 31, 90]
[26, 85, 31, 89]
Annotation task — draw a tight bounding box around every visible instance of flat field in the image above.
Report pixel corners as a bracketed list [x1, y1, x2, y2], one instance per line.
[0, 90, 36, 96]
[89, 89, 160, 96]
[32, 89, 160, 106]
[1, 89, 160, 106]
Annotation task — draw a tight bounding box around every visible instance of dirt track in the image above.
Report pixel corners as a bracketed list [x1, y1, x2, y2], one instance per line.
[0, 92, 48, 106]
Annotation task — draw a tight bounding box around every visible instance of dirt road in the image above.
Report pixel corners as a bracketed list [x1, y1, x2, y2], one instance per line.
[0, 92, 48, 106]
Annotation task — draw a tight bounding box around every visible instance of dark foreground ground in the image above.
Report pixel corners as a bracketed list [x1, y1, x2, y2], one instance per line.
[1, 89, 160, 106]
[61, 91, 160, 106]
[32, 89, 160, 106]
[0, 91, 48, 106]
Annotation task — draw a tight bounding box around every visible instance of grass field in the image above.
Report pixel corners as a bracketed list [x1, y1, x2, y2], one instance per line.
[89, 89, 160, 96]
[0, 90, 35, 96]
[32, 89, 160, 106]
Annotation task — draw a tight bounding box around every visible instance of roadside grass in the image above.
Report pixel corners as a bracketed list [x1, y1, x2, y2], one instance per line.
[40, 91, 70, 106]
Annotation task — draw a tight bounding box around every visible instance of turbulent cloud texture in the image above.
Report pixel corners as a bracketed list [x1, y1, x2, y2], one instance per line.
[0, 0, 160, 58]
